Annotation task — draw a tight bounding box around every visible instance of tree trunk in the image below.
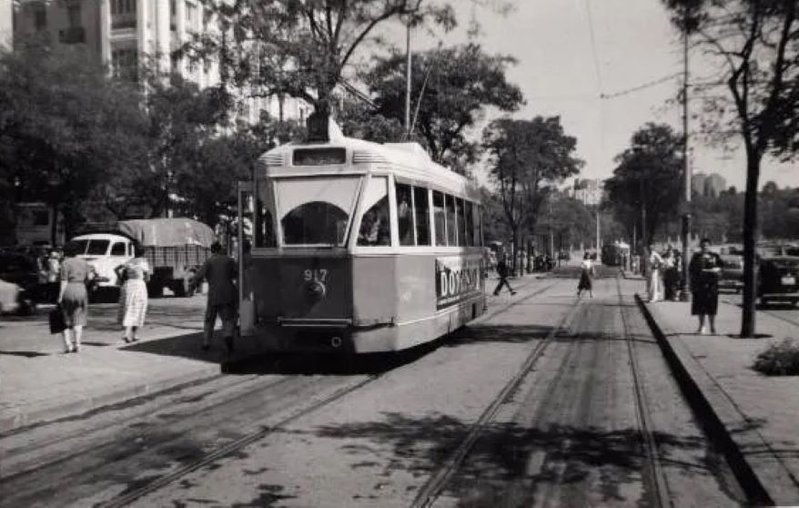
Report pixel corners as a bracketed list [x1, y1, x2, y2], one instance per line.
[50, 202, 59, 246]
[740, 152, 761, 338]
[511, 227, 519, 275]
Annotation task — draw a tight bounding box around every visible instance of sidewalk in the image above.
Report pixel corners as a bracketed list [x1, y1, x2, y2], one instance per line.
[639, 297, 799, 506]
[0, 302, 271, 434]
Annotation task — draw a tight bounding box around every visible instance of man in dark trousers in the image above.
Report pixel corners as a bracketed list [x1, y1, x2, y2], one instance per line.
[192, 242, 238, 353]
[493, 253, 517, 296]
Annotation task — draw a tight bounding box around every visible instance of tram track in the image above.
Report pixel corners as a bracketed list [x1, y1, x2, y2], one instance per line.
[411, 287, 579, 508]
[96, 374, 380, 508]
[411, 276, 680, 507]
[615, 277, 672, 508]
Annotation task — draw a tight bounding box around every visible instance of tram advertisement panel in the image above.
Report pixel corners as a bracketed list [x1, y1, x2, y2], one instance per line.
[436, 256, 482, 310]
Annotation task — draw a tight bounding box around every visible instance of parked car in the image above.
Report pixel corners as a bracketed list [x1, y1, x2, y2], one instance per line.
[758, 256, 799, 306]
[719, 254, 744, 293]
[0, 251, 40, 314]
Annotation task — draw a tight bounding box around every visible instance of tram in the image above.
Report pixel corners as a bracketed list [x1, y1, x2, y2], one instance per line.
[237, 123, 486, 353]
[601, 242, 631, 267]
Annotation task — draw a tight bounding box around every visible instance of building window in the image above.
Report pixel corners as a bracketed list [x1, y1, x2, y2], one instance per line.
[111, 0, 136, 29]
[33, 4, 47, 31]
[112, 48, 139, 81]
[67, 4, 81, 27]
[185, 1, 198, 31]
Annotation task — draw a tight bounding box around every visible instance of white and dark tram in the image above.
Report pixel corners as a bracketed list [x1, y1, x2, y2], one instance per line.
[237, 123, 486, 353]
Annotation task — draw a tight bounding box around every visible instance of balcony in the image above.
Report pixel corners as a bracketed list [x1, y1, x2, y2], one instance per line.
[111, 14, 137, 30]
[58, 26, 86, 44]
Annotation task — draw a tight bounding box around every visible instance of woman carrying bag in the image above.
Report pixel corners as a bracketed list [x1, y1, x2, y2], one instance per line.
[57, 242, 93, 353]
[116, 242, 151, 343]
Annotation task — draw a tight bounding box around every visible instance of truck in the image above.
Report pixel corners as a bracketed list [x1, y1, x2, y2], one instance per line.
[69, 218, 214, 297]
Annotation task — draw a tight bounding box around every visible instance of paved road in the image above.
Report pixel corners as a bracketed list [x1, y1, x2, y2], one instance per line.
[0, 277, 746, 507]
[719, 291, 799, 330]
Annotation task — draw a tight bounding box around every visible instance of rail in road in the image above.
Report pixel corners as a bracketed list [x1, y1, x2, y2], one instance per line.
[411, 277, 679, 508]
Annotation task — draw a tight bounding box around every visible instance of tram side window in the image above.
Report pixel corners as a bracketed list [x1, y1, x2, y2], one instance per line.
[446, 194, 458, 246]
[414, 187, 431, 246]
[457, 198, 468, 246]
[475, 204, 484, 247]
[256, 183, 276, 248]
[433, 191, 446, 246]
[358, 176, 391, 246]
[464, 200, 474, 247]
[396, 183, 414, 246]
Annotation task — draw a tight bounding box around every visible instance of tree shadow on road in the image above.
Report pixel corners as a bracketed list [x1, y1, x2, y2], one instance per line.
[445, 324, 555, 346]
[303, 412, 720, 506]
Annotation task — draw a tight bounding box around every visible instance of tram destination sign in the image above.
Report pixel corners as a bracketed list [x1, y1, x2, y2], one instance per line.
[292, 147, 347, 166]
[436, 256, 482, 310]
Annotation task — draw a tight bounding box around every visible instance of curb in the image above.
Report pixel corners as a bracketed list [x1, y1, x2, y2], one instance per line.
[0, 364, 222, 435]
[634, 293, 774, 506]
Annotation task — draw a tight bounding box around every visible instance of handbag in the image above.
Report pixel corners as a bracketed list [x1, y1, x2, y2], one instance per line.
[49, 305, 66, 334]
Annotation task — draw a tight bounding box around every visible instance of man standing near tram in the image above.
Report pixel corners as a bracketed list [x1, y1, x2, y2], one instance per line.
[191, 242, 238, 354]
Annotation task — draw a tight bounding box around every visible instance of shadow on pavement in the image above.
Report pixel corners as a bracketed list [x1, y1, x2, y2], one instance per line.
[224, 343, 438, 376]
[302, 412, 715, 506]
[446, 324, 555, 345]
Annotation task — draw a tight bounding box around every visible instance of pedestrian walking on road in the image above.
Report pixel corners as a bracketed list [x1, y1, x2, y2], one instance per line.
[57, 242, 94, 353]
[493, 254, 516, 296]
[192, 242, 238, 353]
[116, 242, 150, 343]
[577, 252, 594, 298]
[647, 245, 664, 302]
[689, 238, 723, 335]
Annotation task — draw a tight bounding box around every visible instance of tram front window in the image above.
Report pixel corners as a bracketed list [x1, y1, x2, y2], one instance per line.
[275, 176, 359, 246]
[358, 176, 391, 246]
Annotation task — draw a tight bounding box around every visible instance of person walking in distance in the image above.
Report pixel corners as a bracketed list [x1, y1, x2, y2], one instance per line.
[57, 242, 94, 353]
[192, 242, 238, 353]
[493, 253, 516, 296]
[115, 242, 150, 343]
[689, 238, 723, 335]
[647, 245, 664, 302]
[577, 252, 595, 298]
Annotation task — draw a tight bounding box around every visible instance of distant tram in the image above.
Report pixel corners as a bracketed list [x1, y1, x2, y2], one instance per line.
[237, 125, 486, 353]
[601, 242, 630, 267]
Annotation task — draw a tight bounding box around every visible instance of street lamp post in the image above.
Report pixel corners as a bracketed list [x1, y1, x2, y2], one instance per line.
[679, 24, 692, 302]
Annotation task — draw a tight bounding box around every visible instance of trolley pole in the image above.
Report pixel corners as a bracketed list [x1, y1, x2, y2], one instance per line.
[679, 23, 692, 302]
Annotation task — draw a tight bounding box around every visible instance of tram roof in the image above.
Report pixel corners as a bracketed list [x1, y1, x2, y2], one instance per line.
[257, 134, 480, 199]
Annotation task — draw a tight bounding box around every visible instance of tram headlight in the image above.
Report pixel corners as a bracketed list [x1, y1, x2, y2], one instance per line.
[305, 280, 327, 302]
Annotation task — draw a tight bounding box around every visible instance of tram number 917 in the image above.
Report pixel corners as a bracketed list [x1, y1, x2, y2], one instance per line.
[303, 268, 328, 282]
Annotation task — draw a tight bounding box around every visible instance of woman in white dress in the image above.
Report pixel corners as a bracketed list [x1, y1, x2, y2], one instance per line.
[648, 245, 664, 302]
[116, 243, 150, 343]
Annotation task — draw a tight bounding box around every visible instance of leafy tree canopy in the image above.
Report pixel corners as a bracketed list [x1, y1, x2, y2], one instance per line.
[604, 123, 683, 245]
[365, 43, 523, 173]
[191, 0, 456, 116]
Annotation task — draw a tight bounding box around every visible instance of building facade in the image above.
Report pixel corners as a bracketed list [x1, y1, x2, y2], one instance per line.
[9, 0, 312, 125]
[691, 172, 727, 198]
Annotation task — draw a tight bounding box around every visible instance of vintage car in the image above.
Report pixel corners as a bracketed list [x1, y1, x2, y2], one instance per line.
[0, 251, 40, 314]
[719, 254, 744, 293]
[758, 256, 799, 306]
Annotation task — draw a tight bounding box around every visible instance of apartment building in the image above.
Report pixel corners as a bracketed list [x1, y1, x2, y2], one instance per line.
[8, 0, 312, 125]
[570, 178, 605, 207]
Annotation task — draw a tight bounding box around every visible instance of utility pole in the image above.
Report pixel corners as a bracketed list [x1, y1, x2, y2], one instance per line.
[679, 15, 692, 302]
[405, 20, 412, 138]
[596, 207, 600, 254]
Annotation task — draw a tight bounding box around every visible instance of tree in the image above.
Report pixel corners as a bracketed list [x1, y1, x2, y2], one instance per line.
[483, 116, 583, 272]
[190, 0, 455, 123]
[365, 43, 523, 173]
[604, 123, 683, 246]
[0, 38, 147, 242]
[136, 73, 228, 218]
[662, 0, 799, 337]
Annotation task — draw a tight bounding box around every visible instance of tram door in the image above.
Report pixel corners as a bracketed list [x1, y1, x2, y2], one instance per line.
[237, 181, 255, 336]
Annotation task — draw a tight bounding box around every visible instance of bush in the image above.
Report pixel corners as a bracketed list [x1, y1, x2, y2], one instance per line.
[753, 338, 799, 376]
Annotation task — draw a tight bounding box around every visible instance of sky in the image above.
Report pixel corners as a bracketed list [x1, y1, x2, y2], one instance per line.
[381, 0, 797, 190]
